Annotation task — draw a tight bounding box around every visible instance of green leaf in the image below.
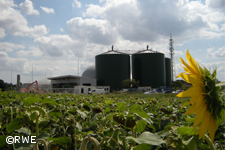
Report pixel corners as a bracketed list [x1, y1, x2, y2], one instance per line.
[136, 120, 147, 133]
[6, 118, 24, 134]
[76, 110, 87, 119]
[183, 137, 197, 150]
[129, 104, 149, 119]
[47, 137, 71, 145]
[42, 98, 58, 105]
[177, 127, 197, 136]
[105, 100, 113, 105]
[134, 113, 153, 125]
[36, 133, 50, 140]
[185, 118, 195, 123]
[15, 127, 31, 135]
[126, 131, 166, 146]
[134, 143, 152, 150]
[90, 113, 102, 125]
[23, 97, 42, 105]
[27, 107, 46, 118]
[218, 109, 225, 126]
[48, 112, 61, 118]
[117, 102, 126, 112]
[0, 135, 6, 147]
[76, 122, 82, 132]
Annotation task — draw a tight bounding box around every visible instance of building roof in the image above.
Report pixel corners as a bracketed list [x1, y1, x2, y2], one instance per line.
[47, 75, 81, 80]
[82, 65, 96, 78]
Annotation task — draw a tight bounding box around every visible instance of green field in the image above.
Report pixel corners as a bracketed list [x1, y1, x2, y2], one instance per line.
[0, 91, 224, 150]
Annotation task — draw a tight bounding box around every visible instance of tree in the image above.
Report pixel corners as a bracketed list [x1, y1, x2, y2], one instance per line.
[122, 79, 140, 88]
[0, 79, 5, 91]
[172, 80, 183, 91]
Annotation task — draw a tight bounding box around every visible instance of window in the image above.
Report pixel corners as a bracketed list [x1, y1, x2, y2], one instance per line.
[81, 88, 84, 93]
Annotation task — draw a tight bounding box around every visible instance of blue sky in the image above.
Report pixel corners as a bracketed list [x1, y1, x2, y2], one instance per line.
[0, 0, 224, 84]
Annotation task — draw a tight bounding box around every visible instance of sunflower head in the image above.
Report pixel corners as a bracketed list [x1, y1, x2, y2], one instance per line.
[201, 67, 223, 121]
[176, 50, 224, 142]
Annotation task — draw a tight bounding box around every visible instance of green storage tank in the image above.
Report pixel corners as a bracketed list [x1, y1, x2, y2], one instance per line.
[95, 50, 130, 91]
[165, 58, 172, 87]
[132, 49, 166, 88]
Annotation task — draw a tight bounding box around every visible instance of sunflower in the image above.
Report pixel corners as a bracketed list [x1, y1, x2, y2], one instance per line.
[176, 50, 223, 142]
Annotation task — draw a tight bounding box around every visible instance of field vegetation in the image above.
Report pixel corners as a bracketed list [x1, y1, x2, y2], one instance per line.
[0, 90, 224, 150]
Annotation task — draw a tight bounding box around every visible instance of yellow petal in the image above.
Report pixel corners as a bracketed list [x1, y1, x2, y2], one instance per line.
[193, 103, 207, 127]
[176, 73, 202, 86]
[177, 87, 195, 97]
[208, 115, 217, 142]
[179, 57, 197, 76]
[186, 50, 200, 76]
[181, 102, 190, 108]
[189, 91, 203, 104]
[195, 94, 205, 110]
[185, 103, 197, 115]
[196, 111, 210, 139]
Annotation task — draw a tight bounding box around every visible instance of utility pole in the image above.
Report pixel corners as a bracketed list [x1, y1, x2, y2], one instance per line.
[169, 34, 175, 81]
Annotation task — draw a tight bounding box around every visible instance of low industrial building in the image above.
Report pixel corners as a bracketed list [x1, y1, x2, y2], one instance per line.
[48, 75, 96, 93]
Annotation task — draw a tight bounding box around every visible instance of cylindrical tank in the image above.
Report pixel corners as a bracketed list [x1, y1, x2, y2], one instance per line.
[165, 58, 172, 87]
[95, 50, 130, 91]
[132, 50, 166, 88]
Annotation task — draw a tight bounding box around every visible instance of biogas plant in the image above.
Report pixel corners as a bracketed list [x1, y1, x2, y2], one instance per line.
[46, 43, 174, 94]
[95, 46, 172, 91]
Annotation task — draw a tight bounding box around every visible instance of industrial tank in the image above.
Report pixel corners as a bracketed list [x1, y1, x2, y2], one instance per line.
[132, 49, 166, 88]
[95, 50, 130, 91]
[165, 58, 172, 87]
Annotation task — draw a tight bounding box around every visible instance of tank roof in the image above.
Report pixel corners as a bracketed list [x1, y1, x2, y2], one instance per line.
[133, 49, 159, 54]
[97, 50, 128, 55]
[82, 65, 96, 79]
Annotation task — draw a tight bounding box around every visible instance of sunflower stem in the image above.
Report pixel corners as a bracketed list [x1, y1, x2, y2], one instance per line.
[204, 134, 216, 150]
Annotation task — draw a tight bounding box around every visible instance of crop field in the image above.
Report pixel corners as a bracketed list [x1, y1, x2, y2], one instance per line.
[0, 90, 224, 150]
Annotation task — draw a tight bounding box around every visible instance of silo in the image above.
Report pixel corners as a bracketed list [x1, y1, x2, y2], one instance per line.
[165, 58, 172, 87]
[132, 49, 166, 88]
[95, 50, 130, 91]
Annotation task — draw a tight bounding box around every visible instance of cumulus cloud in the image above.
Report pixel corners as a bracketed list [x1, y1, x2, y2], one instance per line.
[19, 0, 40, 15]
[0, 28, 5, 39]
[0, 42, 25, 52]
[40, 6, 55, 14]
[206, 0, 225, 10]
[82, 0, 223, 45]
[207, 47, 225, 58]
[72, 0, 81, 8]
[34, 34, 83, 57]
[16, 47, 43, 57]
[67, 17, 118, 45]
[60, 28, 64, 32]
[0, 0, 48, 38]
[0, 51, 28, 72]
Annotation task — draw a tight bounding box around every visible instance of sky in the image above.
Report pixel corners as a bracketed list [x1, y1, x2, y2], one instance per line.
[0, 0, 224, 84]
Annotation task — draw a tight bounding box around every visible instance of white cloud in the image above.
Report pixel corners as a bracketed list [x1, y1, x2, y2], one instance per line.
[67, 17, 118, 45]
[72, 0, 81, 8]
[0, 28, 5, 39]
[206, 0, 225, 10]
[20, 0, 40, 15]
[207, 47, 225, 58]
[40, 6, 55, 14]
[0, 1, 48, 38]
[60, 28, 64, 32]
[34, 34, 82, 57]
[0, 51, 28, 72]
[82, 0, 223, 45]
[0, 42, 25, 52]
[16, 47, 43, 57]
[221, 24, 225, 31]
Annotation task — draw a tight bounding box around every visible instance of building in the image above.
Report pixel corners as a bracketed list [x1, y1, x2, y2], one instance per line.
[48, 75, 96, 93]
